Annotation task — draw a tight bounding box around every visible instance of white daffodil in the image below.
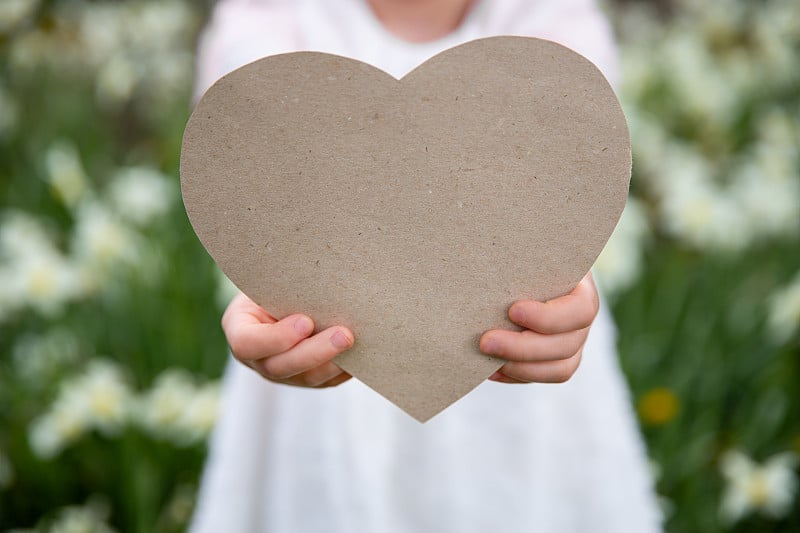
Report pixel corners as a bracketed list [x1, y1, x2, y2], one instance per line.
[45, 142, 89, 208]
[0, 210, 54, 258]
[74, 360, 132, 434]
[753, 5, 798, 85]
[107, 166, 175, 226]
[29, 414, 64, 459]
[149, 50, 193, 99]
[691, 0, 746, 46]
[619, 45, 657, 102]
[767, 273, 800, 343]
[659, 170, 750, 253]
[177, 381, 222, 444]
[731, 158, 800, 240]
[96, 54, 139, 105]
[131, 1, 194, 54]
[49, 502, 116, 533]
[8, 26, 51, 71]
[661, 28, 736, 126]
[594, 198, 649, 297]
[625, 108, 669, 179]
[8, 242, 82, 317]
[72, 201, 138, 266]
[756, 107, 800, 156]
[720, 48, 759, 97]
[0, 213, 82, 318]
[78, 5, 125, 67]
[719, 449, 798, 525]
[0, 0, 38, 34]
[28, 360, 132, 458]
[29, 392, 88, 459]
[136, 368, 221, 445]
[71, 200, 145, 293]
[135, 368, 197, 440]
[78, 1, 195, 103]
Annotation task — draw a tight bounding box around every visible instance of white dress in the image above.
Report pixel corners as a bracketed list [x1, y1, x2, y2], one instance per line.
[190, 1, 663, 532]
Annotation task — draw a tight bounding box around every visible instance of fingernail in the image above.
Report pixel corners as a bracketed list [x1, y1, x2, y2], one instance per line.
[482, 337, 500, 354]
[509, 305, 525, 323]
[489, 371, 504, 381]
[294, 316, 313, 334]
[331, 330, 352, 349]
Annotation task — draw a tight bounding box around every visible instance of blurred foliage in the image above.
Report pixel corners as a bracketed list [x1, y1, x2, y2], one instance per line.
[0, 0, 798, 532]
[602, 0, 800, 531]
[0, 1, 228, 531]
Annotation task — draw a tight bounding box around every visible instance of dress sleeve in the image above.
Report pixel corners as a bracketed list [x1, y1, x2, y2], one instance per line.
[193, 0, 304, 102]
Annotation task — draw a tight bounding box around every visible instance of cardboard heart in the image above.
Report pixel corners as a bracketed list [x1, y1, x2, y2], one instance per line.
[181, 36, 630, 422]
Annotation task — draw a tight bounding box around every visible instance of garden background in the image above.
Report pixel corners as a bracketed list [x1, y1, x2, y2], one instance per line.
[0, 0, 798, 531]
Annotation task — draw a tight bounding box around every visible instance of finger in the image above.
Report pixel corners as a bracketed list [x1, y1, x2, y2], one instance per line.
[498, 350, 583, 383]
[488, 371, 526, 384]
[317, 372, 353, 388]
[258, 326, 354, 380]
[259, 366, 350, 388]
[225, 312, 315, 361]
[281, 362, 348, 388]
[479, 327, 589, 362]
[508, 274, 599, 335]
[222, 292, 276, 327]
[222, 292, 310, 361]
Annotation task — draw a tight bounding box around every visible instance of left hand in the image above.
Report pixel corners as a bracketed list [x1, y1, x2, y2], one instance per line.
[479, 273, 599, 384]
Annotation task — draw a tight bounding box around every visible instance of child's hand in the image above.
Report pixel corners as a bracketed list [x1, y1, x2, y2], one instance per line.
[222, 293, 354, 388]
[223, 273, 596, 387]
[480, 273, 599, 384]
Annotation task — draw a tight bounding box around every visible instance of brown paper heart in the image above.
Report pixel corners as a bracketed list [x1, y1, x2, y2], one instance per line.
[180, 36, 630, 422]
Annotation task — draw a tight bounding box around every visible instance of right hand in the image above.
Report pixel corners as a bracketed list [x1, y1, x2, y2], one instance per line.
[222, 292, 355, 388]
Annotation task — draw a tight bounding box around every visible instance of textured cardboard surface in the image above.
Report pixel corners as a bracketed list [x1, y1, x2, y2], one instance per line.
[180, 36, 630, 422]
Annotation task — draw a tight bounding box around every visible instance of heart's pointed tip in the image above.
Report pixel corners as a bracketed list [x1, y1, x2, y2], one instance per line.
[342, 374, 468, 422]
[405, 403, 448, 424]
[349, 367, 502, 423]
[399, 408, 445, 424]
[412, 413, 436, 424]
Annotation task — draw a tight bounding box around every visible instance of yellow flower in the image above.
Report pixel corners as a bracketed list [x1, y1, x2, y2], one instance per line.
[638, 387, 680, 426]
